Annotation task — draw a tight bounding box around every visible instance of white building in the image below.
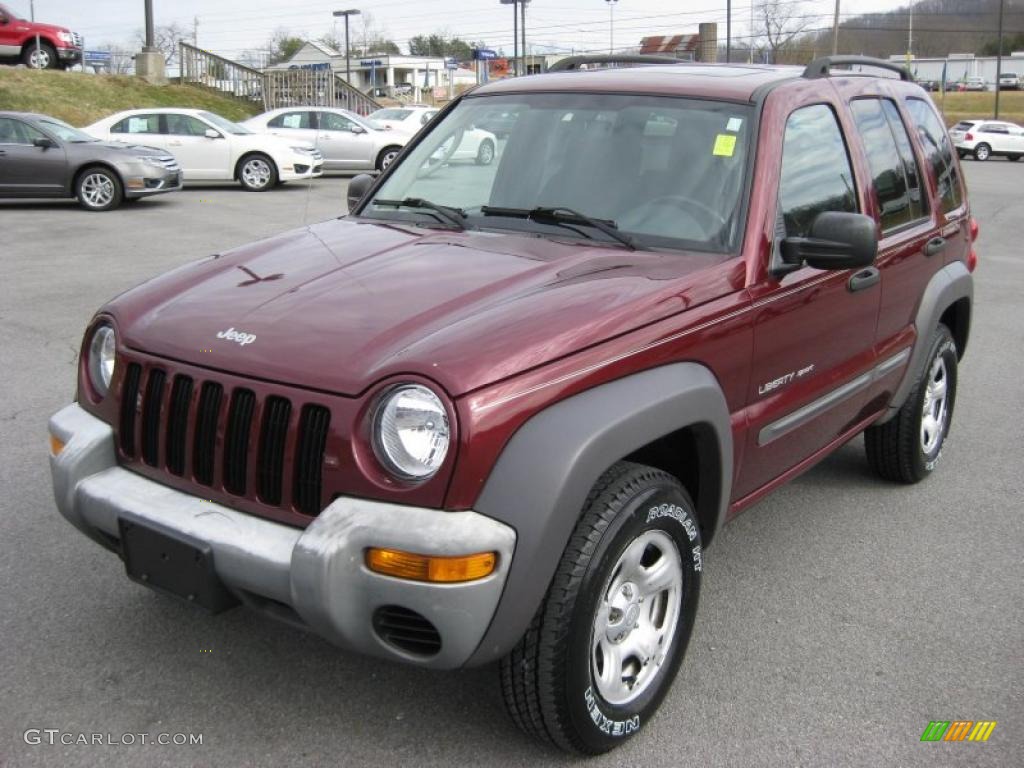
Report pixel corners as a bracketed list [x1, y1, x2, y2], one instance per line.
[889, 53, 1024, 87]
[269, 41, 456, 100]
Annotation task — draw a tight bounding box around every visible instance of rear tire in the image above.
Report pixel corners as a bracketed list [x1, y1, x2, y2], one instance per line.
[865, 324, 958, 483]
[973, 143, 992, 161]
[237, 153, 277, 191]
[499, 461, 702, 754]
[1008, 154, 1021, 162]
[23, 41, 58, 69]
[75, 166, 123, 211]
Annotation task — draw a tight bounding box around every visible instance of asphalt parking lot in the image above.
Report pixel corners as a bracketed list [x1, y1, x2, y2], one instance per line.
[1, 165, 1021, 767]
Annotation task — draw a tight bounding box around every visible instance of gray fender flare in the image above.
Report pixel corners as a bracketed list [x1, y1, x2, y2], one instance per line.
[467, 362, 732, 666]
[878, 261, 973, 423]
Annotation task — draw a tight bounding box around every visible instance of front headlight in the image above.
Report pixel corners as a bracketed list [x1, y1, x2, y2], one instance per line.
[290, 145, 315, 154]
[87, 324, 116, 398]
[374, 385, 450, 480]
[58, 30, 73, 43]
[137, 156, 164, 167]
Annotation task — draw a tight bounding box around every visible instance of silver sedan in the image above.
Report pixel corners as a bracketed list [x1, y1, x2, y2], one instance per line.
[242, 108, 408, 172]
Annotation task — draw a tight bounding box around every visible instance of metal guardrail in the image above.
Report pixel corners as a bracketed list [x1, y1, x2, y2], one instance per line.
[179, 42, 383, 116]
[180, 42, 265, 106]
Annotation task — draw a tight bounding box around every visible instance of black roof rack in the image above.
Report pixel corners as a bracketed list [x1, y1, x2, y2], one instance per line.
[803, 55, 913, 82]
[548, 54, 684, 72]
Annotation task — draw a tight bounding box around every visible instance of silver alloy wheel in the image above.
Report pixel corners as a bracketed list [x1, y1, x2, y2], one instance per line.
[241, 157, 272, 189]
[381, 149, 399, 169]
[920, 355, 949, 454]
[975, 144, 991, 161]
[478, 141, 494, 164]
[591, 529, 683, 706]
[29, 47, 52, 69]
[80, 173, 115, 209]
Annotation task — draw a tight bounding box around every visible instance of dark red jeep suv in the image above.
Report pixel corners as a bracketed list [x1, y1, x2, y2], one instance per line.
[49, 55, 976, 753]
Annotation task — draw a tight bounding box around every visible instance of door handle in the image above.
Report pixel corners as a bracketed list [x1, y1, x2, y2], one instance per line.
[925, 236, 946, 257]
[848, 266, 880, 293]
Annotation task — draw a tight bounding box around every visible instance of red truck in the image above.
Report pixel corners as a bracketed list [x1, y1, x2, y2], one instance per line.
[49, 55, 976, 753]
[0, 2, 81, 69]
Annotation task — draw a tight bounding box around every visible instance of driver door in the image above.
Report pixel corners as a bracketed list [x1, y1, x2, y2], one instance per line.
[0, 116, 67, 196]
[318, 111, 375, 169]
[164, 114, 230, 179]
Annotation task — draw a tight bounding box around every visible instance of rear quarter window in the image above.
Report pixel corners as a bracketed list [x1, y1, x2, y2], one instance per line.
[905, 98, 963, 215]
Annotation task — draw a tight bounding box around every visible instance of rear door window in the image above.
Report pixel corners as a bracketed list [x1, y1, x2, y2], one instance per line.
[850, 98, 928, 232]
[778, 104, 858, 237]
[112, 114, 160, 134]
[269, 111, 313, 130]
[905, 98, 963, 215]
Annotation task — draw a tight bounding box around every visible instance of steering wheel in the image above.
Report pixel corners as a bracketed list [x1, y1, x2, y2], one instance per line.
[622, 195, 730, 241]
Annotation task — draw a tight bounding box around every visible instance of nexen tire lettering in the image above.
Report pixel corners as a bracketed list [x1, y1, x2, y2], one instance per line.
[584, 687, 640, 737]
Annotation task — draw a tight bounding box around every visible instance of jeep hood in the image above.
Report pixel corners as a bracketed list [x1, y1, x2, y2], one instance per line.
[108, 219, 735, 397]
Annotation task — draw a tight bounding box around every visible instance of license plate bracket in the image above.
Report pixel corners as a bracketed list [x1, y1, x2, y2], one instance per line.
[118, 515, 239, 613]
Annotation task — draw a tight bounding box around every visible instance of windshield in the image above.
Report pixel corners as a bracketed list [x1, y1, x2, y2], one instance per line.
[372, 109, 412, 121]
[199, 111, 251, 135]
[38, 118, 95, 143]
[362, 93, 753, 253]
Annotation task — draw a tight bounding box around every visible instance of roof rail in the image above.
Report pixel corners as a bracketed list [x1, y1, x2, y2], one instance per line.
[804, 55, 913, 82]
[548, 54, 684, 72]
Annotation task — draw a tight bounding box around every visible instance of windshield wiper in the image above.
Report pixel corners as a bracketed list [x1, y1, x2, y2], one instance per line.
[479, 205, 635, 249]
[373, 197, 466, 229]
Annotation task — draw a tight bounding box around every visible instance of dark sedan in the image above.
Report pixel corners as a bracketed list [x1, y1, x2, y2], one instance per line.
[0, 111, 181, 210]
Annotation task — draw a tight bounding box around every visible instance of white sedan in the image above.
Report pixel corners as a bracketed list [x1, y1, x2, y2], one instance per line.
[431, 125, 499, 166]
[242, 107, 408, 171]
[950, 119, 1024, 161]
[84, 108, 323, 190]
[368, 106, 439, 136]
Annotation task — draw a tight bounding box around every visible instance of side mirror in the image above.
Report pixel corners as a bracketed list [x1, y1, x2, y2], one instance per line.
[350, 124, 367, 134]
[33, 136, 56, 149]
[204, 128, 221, 139]
[0, 15, 9, 25]
[347, 173, 375, 213]
[780, 211, 877, 271]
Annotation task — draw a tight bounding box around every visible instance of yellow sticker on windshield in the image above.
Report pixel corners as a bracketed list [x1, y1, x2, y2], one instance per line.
[713, 134, 737, 157]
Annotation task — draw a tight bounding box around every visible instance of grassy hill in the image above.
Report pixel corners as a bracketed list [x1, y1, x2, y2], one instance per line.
[0, 68, 261, 126]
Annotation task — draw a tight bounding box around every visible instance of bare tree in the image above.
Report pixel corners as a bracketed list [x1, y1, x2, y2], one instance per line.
[758, 0, 811, 63]
[134, 22, 189, 67]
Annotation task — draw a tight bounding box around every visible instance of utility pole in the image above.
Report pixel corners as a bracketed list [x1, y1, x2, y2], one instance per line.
[30, 1, 41, 68]
[995, 0, 1005, 118]
[514, 1, 519, 76]
[606, 0, 618, 55]
[832, 0, 840, 55]
[193, 17, 198, 47]
[749, 0, 754, 64]
[906, 2, 913, 68]
[726, 0, 731, 63]
[521, 0, 527, 74]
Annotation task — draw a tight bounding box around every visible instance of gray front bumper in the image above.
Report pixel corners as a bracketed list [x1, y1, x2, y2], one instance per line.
[49, 404, 516, 669]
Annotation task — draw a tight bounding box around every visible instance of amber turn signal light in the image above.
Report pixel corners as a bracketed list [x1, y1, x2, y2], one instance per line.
[49, 434, 66, 456]
[365, 548, 497, 583]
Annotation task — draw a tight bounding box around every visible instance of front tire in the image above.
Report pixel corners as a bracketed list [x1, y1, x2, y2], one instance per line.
[376, 145, 402, 171]
[23, 41, 58, 69]
[475, 139, 495, 166]
[237, 153, 277, 191]
[76, 166, 123, 211]
[500, 461, 702, 754]
[973, 143, 992, 161]
[865, 324, 958, 483]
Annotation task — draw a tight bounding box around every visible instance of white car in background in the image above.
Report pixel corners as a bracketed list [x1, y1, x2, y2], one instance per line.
[84, 108, 323, 191]
[368, 106, 439, 135]
[243, 107, 407, 171]
[950, 119, 1024, 161]
[430, 125, 499, 166]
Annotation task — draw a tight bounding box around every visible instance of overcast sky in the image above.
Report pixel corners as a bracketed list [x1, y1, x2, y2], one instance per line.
[9, 1, 915, 57]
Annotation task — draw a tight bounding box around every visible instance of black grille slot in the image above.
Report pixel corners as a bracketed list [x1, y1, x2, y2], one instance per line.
[119, 363, 142, 457]
[165, 375, 193, 476]
[140, 369, 166, 467]
[193, 382, 223, 486]
[293, 404, 330, 515]
[373, 606, 442, 656]
[257, 396, 292, 505]
[223, 389, 256, 495]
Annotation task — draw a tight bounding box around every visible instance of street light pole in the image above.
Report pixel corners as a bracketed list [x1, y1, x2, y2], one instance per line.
[333, 9, 361, 85]
[832, 0, 840, 55]
[995, 0, 1005, 118]
[606, 0, 618, 55]
[521, 0, 527, 74]
[726, 0, 731, 63]
[500, 0, 519, 76]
